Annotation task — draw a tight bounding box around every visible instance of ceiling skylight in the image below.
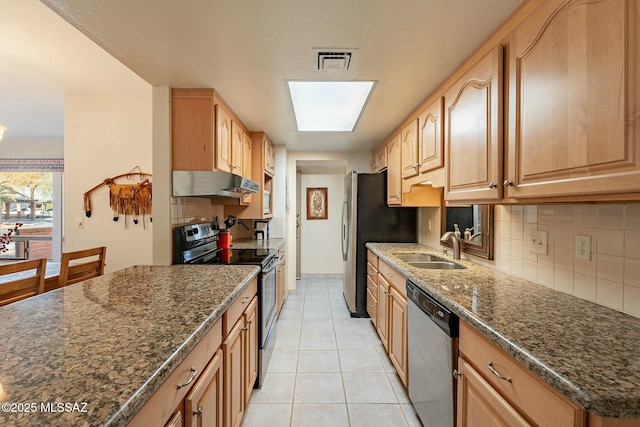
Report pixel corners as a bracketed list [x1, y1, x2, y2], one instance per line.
[287, 81, 375, 132]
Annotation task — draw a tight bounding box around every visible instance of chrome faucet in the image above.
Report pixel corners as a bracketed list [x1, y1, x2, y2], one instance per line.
[440, 231, 461, 259]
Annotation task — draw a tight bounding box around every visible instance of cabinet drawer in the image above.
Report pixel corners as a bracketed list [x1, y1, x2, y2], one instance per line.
[366, 274, 378, 295]
[378, 259, 407, 298]
[223, 277, 258, 336]
[366, 263, 378, 287]
[459, 321, 585, 427]
[127, 318, 223, 427]
[366, 287, 377, 325]
[367, 249, 378, 269]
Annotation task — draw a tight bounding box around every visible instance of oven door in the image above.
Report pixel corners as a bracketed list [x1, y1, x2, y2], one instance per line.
[260, 255, 278, 345]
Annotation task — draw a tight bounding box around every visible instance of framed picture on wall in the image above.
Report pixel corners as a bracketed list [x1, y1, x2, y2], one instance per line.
[306, 187, 328, 220]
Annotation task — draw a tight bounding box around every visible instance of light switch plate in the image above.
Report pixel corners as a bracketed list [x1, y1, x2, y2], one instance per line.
[576, 235, 592, 261]
[528, 230, 548, 255]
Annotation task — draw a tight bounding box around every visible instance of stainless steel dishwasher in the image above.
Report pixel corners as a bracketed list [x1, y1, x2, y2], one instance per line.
[407, 279, 459, 427]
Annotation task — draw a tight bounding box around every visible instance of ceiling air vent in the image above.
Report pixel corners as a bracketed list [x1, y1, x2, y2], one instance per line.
[314, 48, 358, 71]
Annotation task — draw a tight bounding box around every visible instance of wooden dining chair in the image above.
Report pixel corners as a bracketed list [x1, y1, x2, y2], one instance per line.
[0, 259, 47, 306]
[58, 246, 106, 287]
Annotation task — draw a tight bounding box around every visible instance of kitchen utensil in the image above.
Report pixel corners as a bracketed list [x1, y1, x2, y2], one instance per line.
[224, 215, 237, 229]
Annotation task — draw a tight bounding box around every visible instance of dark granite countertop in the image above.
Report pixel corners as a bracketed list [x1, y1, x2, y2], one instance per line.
[0, 264, 260, 426]
[367, 242, 640, 418]
[231, 238, 285, 251]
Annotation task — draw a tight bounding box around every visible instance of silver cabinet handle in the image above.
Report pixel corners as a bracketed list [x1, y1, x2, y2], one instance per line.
[243, 296, 251, 304]
[487, 362, 512, 383]
[193, 406, 203, 416]
[368, 270, 376, 275]
[453, 369, 462, 379]
[503, 180, 513, 187]
[177, 367, 197, 389]
[488, 182, 497, 189]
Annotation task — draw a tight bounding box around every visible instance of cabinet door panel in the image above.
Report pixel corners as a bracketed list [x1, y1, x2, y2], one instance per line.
[376, 276, 390, 350]
[172, 95, 214, 171]
[388, 286, 408, 388]
[230, 122, 243, 176]
[418, 97, 444, 173]
[401, 119, 419, 179]
[387, 135, 403, 205]
[244, 297, 258, 405]
[223, 319, 244, 427]
[457, 358, 531, 427]
[215, 104, 232, 173]
[185, 349, 223, 427]
[507, 0, 639, 198]
[445, 45, 503, 202]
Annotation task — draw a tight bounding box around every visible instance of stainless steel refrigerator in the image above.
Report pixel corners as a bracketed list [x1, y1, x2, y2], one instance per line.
[342, 170, 417, 317]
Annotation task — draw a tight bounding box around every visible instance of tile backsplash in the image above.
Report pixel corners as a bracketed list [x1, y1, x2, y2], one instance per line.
[418, 203, 640, 318]
[493, 204, 640, 318]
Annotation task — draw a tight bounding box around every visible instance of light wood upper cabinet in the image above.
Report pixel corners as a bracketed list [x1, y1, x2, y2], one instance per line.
[387, 133, 403, 205]
[215, 103, 233, 173]
[264, 137, 275, 177]
[373, 144, 388, 173]
[230, 121, 244, 176]
[445, 45, 504, 202]
[505, 0, 640, 199]
[172, 90, 215, 171]
[401, 119, 419, 179]
[418, 96, 444, 174]
[171, 88, 253, 181]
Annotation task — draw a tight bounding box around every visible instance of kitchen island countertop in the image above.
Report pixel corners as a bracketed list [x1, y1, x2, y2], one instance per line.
[0, 264, 260, 427]
[367, 242, 640, 419]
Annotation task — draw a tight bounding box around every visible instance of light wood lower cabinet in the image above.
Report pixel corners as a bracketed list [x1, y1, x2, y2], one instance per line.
[376, 275, 390, 352]
[127, 278, 259, 427]
[165, 410, 184, 427]
[224, 314, 244, 427]
[366, 275, 378, 326]
[372, 260, 408, 388]
[366, 255, 379, 326]
[458, 320, 585, 427]
[244, 297, 258, 406]
[457, 357, 531, 427]
[388, 285, 408, 387]
[224, 295, 258, 427]
[185, 349, 224, 427]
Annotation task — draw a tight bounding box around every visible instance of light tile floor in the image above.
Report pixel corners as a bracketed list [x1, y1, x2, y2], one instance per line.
[242, 274, 422, 427]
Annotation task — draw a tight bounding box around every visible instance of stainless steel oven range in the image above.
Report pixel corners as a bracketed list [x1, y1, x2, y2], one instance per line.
[173, 222, 278, 388]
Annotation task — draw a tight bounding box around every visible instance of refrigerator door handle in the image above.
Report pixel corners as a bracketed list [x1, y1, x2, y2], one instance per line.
[341, 200, 349, 261]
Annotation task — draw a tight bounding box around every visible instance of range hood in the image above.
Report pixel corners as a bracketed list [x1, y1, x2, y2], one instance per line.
[172, 171, 260, 198]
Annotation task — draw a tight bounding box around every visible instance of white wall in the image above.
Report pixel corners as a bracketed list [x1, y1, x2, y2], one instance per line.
[64, 95, 153, 273]
[300, 173, 344, 274]
[0, 139, 63, 158]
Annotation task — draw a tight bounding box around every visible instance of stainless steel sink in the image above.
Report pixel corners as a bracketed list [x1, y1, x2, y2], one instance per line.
[394, 253, 444, 263]
[393, 253, 466, 270]
[407, 261, 466, 270]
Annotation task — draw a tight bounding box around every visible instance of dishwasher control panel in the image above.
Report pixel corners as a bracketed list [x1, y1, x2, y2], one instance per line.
[406, 280, 459, 337]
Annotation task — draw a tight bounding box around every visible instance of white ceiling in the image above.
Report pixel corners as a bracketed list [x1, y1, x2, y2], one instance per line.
[0, 0, 149, 144]
[2, 0, 524, 152]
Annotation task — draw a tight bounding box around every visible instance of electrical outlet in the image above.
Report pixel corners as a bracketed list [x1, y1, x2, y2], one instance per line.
[75, 217, 84, 229]
[428, 220, 432, 231]
[576, 235, 591, 261]
[528, 230, 548, 255]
